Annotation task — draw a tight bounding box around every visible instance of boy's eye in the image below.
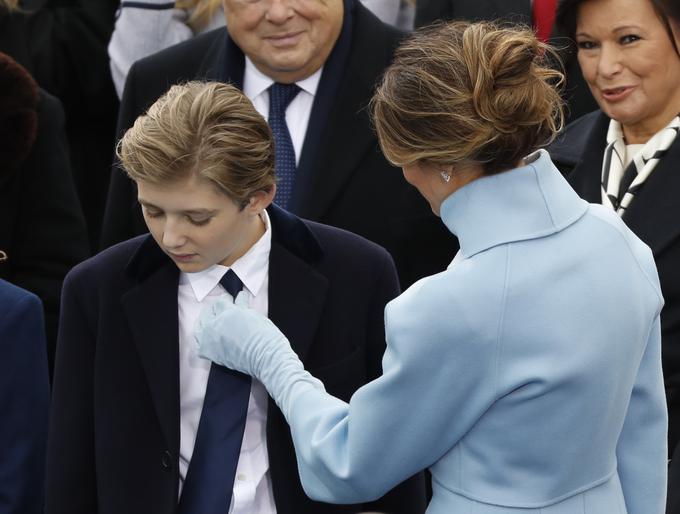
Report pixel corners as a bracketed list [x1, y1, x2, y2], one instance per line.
[145, 209, 163, 218]
[188, 216, 211, 226]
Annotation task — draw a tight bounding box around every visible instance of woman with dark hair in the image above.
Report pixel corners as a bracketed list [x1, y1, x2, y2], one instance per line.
[550, 2, 680, 508]
[198, 21, 667, 514]
[0, 49, 89, 374]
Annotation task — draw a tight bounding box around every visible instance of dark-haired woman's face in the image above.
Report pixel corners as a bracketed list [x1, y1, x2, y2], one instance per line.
[576, 0, 680, 142]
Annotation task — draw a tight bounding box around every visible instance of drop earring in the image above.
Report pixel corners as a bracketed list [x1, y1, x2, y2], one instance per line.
[440, 170, 451, 183]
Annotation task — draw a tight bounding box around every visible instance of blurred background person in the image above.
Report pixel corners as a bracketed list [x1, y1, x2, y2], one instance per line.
[414, 0, 598, 122]
[0, 0, 119, 248]
[0, 48, 89, 375]
[102, 0, 456, 289]
[550, 5, 680, 510]
[109, 0, 415, 99]
[0, 279, 50, 514]
[197, 21, 667, 514]
[108, 0, 225, 98]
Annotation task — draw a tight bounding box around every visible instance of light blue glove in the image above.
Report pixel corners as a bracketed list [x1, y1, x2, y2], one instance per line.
[195, 292, 324, 419]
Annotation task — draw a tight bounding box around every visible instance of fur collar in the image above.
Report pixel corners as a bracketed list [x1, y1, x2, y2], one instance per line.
[0, 51, 38, 181]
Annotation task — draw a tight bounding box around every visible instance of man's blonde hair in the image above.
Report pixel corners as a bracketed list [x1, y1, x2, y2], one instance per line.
[117, 81, 275, 208]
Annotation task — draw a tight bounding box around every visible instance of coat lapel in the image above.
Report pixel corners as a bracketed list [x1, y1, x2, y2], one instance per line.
[622, 137, 680, 257]
[121, 239, 181, 453]
[267, 207, 328, 361]
[565, 113, 610, 203]
[293, 2, 393, 220]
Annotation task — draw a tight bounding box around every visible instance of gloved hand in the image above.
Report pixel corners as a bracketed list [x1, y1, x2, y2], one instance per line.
[195, 292, 324, 419]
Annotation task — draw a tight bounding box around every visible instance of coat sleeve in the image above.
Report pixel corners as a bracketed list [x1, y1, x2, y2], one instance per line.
[45, 270, 98, 514]
[285, 274, 503, 504]
[0, 291, 50, 514]
[616, 313, 668, 514]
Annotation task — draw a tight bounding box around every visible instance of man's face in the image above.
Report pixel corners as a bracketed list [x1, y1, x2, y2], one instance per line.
[224, 0, 344, 83]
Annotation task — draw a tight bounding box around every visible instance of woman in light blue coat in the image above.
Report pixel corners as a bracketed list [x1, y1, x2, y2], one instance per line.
[197, 21, 668, 514]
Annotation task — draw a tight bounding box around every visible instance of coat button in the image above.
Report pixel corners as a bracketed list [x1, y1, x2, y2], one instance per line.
[161, 450, 172, 469]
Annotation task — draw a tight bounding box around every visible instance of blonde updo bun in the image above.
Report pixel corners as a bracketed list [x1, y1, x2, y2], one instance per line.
[371, 21, 565, 175]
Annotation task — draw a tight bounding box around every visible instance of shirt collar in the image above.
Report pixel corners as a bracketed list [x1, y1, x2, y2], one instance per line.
[181, 210, 273, 301]
[243, 56, 323, 100]
[440, 150, 589, 258]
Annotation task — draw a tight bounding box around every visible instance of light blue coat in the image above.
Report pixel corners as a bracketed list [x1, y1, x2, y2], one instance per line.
[274, 150, 668, 513]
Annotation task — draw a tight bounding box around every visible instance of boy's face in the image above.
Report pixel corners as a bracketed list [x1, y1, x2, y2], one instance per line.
[137, 176, 272, 273]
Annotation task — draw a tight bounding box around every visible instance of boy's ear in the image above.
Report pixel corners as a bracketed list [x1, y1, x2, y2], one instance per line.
[245, 184, 276, 213]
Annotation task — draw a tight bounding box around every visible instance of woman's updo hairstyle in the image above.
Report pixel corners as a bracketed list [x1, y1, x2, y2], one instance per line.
[371, 21, 565, 175]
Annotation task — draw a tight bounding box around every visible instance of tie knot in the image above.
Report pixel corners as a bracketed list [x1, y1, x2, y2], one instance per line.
[219, 269, 243, 299]
[269, 82, 301, 114]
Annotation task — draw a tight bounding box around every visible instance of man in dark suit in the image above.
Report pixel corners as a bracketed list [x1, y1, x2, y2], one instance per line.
[47, 81, 425, 514]
[0, 279, 50, 514]
[101, 0, 455, 288]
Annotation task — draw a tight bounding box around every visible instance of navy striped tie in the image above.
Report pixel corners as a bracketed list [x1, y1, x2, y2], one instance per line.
[177, 269, 251, 514]
[269, 82, 301, 210]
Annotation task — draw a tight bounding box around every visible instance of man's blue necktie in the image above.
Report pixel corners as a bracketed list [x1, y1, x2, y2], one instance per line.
[269, 82, 301, 210]
[177, 269, 252, 514]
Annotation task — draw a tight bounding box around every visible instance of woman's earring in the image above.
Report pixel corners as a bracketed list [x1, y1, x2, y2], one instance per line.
[440, 170, 451, 183]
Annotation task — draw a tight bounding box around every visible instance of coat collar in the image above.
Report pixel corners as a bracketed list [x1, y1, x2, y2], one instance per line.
[441, 150, 588, 258]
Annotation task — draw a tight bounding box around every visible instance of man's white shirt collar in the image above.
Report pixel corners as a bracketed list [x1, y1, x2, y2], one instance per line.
[243, 57, 323, 100]
[179, 210, 272, 301]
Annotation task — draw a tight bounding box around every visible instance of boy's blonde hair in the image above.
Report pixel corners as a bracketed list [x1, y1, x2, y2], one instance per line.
[117, 81, 275, 208]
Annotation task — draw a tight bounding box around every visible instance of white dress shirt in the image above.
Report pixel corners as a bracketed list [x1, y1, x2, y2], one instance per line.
[177, 211, 276, 514]
[243, 57, 323, 165]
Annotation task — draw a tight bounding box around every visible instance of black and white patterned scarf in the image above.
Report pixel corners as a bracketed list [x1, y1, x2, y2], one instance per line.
[601, 116, 680, 215]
